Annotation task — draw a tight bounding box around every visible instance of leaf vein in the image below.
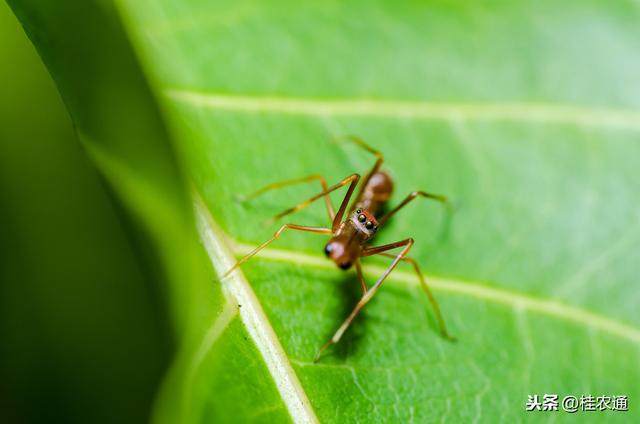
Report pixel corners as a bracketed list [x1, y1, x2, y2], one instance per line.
[230, 240, 640, 345]
[166, 90, 640, 129]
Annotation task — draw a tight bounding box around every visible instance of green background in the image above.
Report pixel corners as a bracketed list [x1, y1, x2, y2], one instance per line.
[0, 1, 172, 422]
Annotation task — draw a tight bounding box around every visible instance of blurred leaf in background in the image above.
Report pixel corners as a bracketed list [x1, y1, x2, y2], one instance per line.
[0, 2, 172, 422]
[5, 0, 640, 423]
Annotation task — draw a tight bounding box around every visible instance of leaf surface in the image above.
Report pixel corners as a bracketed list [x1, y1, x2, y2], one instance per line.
[11, 0, 640, 422]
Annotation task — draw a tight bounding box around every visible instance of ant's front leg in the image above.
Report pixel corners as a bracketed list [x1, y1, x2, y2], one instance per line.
[239, 175, 335, 222]
[224, 224, 332, 278]
[226, 174, 361, 277]
[269, 174, 360, 231]
[355, 258, 368, 294]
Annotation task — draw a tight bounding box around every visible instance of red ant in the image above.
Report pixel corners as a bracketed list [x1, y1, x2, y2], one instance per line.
[225, 137, 455, 361]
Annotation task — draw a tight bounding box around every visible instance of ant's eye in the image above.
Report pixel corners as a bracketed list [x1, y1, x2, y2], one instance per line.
[356, 209, 362, 214]
[373, 225, 378, 231]
[358, 214, 366, 223]
[365, 221, 374, 230]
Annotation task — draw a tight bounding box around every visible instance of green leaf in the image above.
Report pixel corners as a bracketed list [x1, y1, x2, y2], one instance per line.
[10, 0, 640, 422]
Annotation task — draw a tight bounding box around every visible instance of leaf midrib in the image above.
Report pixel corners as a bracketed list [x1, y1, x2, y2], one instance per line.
[195, 198, 319, 424]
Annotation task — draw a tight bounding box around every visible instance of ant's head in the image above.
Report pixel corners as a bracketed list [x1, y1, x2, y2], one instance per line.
[350, 208, 378, 239]
[323, 208, 379, 270]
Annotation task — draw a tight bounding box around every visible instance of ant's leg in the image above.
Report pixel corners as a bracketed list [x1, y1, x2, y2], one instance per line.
[271, 174, 360, 232]
[330, 174, 360, 232]
[267, 173, 361, 232]
[224, 224, 332, 278]
[334, 136, 384, 211]
[314, 238, 413, 362]
[378, 190, 450, 226]
[376, 252, 455, 341]
[355, 258, 368, 294]
[239, 175, 335, 222]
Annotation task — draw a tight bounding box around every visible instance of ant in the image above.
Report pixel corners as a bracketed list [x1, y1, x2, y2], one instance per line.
[224, 137, 455, 361]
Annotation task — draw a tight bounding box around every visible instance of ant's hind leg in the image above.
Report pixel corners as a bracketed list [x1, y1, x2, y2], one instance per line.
[314, 238, 413, 362]
[334, 136, 385, 210]
[239, 175, 335, 222]
[378, 190, 450, 226]
[224, 224, 332, 278]
[377, 252, 455, 341]
[334, 135, 383, 161]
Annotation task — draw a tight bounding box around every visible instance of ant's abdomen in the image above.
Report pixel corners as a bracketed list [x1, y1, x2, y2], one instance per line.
[357, 171, 393, 217]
